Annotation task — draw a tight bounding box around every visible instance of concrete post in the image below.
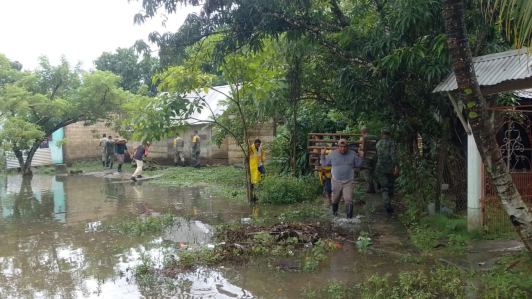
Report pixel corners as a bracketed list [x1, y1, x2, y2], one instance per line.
[467, 132, 483, 231]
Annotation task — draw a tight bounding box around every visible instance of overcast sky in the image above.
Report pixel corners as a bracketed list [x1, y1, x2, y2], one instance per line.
[0, 0, 201, 71]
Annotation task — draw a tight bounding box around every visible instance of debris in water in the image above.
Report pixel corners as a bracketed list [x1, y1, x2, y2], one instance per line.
[240, 218, 252, 224]
[271, 261, 300, 271]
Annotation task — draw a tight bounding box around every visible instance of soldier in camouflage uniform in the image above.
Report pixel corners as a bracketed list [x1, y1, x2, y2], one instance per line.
[174, 133, 185, 167]
[105, 135, 116, 169]
[99, 133, 107, 167]
[360, 127, 379, 193]
[375, 128, 399, 214]
[191, 130, 201, 168]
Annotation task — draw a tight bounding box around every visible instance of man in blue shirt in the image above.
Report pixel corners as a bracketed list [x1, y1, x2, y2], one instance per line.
[114, 138, 130, 173]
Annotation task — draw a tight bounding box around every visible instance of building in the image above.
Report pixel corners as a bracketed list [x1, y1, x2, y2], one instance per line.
[3, 85, 276, 168]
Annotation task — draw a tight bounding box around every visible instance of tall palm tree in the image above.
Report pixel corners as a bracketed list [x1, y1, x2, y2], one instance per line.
[441, 0, 532, 251]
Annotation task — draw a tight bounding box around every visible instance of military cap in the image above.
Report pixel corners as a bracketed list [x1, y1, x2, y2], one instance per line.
[381, 128, 391, 135]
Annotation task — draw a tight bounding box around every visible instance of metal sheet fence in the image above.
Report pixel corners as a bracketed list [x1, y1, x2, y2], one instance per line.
[483, 171, 532, 233]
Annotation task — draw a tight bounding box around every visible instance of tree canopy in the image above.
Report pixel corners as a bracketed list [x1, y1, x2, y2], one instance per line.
[0, 54, 137, 175]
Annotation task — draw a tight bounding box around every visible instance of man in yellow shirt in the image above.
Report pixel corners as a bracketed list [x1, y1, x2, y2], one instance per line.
[191, 130, 201, 168]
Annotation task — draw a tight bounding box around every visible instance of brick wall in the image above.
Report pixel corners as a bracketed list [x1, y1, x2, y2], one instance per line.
[62, 122, 230, 165]
[63, 122, 120, 161]
[228, 121, 275, 165]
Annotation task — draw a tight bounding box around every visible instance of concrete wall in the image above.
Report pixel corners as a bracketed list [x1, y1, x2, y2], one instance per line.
[228, 121, 275, 165]
[63, 122, 120, 162]
[62, 121, 274, 166]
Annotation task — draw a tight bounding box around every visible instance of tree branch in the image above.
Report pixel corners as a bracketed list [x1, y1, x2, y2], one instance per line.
[262, 10, 375, 69]
[329, 0, 350, 27]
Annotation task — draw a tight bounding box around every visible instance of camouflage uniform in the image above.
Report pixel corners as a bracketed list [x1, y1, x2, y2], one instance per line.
[192, 135, 201, 167]
[174, 136, 185, 166]
[375, 135, 398, 206]
[361, 134, 378, 191]
[105, 139, 116, 168]
[99, 137, 107, 165]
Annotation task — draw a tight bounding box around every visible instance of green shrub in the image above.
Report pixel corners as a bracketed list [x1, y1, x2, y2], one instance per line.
[255, 174, 321, 204]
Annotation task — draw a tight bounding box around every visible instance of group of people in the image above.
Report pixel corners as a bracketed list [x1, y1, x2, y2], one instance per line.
[173, 130, 201, 169]
[318, 127, 399, 218]
[99, 130, 204, 182]
[99, 133, 151, 182]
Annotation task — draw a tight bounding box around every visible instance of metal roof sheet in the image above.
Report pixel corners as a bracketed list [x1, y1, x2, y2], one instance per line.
[183, 85, 232, 124]
[433, 48, 532, 93]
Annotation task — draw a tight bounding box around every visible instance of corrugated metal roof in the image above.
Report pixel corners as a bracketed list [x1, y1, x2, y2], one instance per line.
[183, 85, 232, 124]
[516, 89, 532, 99]
[433, 48, 532, 93]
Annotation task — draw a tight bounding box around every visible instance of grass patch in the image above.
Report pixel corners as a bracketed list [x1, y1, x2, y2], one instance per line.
[404, 214, 485, 253]
[145, 166, 247, 201]
[255, 174, 322, 204]
[105, 214, 178, 236]
[302, 258, 532, 299]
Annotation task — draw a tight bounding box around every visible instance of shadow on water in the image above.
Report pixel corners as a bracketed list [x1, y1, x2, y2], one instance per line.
[0, 174, 425, 298]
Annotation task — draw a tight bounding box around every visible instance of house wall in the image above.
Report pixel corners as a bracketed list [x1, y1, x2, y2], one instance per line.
[62, 122, 230, 165]
[63, 122, 120, 162]
[228, 121, 276, 165]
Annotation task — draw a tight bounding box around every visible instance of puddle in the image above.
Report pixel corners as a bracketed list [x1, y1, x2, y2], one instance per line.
[0, 174, 427, 298]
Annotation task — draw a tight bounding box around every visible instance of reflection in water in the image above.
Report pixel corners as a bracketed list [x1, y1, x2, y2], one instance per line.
[0, 174, 257, 298]
[0, 174, 422, 298]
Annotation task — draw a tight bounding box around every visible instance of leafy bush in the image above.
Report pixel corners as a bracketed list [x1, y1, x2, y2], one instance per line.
[255, 174, 321, 204]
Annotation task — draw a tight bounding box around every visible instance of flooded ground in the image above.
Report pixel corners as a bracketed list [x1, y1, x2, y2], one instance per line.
[0, 174, 428, 298]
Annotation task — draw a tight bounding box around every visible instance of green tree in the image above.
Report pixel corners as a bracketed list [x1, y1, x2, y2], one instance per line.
[127, 36, 283, 202]
[94, 47, 159, 96]
[0, 55, 135, 176]
[441, 0, 532, 251]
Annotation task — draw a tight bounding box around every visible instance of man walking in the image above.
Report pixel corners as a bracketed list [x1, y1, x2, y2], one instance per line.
[191, 130, 201, 168]
[320, 139, 365, 218]
[114, 138, 130, 172]
[105, 135, 116, 169]
[375, 128, 399, 214]
[130, 141, 151, 182]
[174, 133, 185, 167]
[360, 127, 379, 193]
[99, 133, 107, 167]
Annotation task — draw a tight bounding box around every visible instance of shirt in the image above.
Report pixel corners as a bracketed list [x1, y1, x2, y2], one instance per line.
[375, 138, 398, 174]
[320, 150, 364, 183]
[134, 145, 146, 161]
[115, 144, 127, 155]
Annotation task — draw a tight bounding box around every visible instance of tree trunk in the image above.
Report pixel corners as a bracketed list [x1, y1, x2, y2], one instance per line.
[244, 156, 254, 203]
[443, 0, 532, 251]
[21, 143, 40, 177]
[292, 100, 297, 177]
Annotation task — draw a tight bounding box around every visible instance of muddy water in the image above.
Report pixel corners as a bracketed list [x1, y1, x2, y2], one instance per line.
[0, 175, 424, 298]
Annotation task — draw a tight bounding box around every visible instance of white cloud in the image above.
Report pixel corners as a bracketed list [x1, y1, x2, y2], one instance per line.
[0, 0, 201, 70]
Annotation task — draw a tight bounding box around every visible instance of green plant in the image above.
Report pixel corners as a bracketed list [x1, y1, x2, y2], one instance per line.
[255, 174, 321, 204]
[112, 214, 177, 236]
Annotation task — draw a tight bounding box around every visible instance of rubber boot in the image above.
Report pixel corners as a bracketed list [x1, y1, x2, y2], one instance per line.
[182, 162, 186, 167]
[332, 203, 339, 217]
[366, 187, 376, 194]
[102, 161, 106, 167]
[346, 204, 354, 219]
[118, 164, 122, 172]
[385, 203, 394, 214]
